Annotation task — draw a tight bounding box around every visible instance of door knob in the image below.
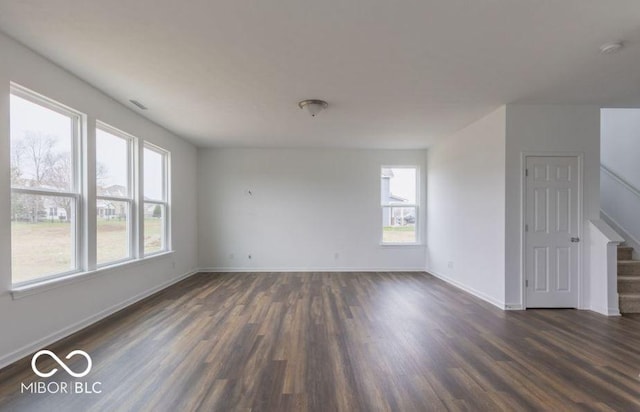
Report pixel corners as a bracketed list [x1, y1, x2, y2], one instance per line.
[570, 237, 580, 243]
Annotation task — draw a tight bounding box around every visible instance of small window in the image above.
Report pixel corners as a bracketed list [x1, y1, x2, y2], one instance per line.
[96, 123, 134, 266]
[143, 144, 169, 255]
[381, 167, 418, 244]
[10, 85, 82, 284]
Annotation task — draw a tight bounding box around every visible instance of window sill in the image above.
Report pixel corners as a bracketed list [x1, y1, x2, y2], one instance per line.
[10, 250, 175, 300]
[379, 243, 425, 248]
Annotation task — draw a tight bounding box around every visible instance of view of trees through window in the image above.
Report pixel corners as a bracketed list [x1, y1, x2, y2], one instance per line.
[381, 167, 418, 243]
[96, 126, 132, 265]
[10, 92, 78, 283]
[143, 146, 167, 255]
[10, 87, 171, 284]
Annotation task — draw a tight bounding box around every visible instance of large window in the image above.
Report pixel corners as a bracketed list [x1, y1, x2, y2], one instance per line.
[10, 86, 81, 284]
[381, 167, 418, 244]
[143, 144, 169, 255]
[9, 83, 172, 287]
[96, 124, 134, 266]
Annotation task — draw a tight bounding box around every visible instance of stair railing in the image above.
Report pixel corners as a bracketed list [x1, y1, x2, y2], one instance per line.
[601, 163, 640, 255]
[601, 164, 640, 200]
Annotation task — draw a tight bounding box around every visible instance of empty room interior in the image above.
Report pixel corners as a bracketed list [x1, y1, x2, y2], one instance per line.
[1, 1, 640, 411]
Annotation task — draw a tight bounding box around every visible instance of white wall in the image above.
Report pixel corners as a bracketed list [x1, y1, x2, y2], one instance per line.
[601, 109, 640, 190]
[505, 104, 601, 309]
[0, 32, 198, 367]
[197, 148, 427, 271]
[426, 107, 506, 308]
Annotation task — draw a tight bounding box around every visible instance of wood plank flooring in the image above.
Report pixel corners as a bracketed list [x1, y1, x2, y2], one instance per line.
[2, 272, 640, 411]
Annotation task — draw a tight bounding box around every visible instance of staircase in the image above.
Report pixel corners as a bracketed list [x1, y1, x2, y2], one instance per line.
[618, 245, 640, 313]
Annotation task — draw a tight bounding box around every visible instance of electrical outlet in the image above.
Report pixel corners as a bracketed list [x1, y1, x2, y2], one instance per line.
[229, 253, 234, 260]
[172, 261, 176, 269]
[447, 261, 454, 269]
[334, 252, 340, 260]
[248, 254, 252, 260]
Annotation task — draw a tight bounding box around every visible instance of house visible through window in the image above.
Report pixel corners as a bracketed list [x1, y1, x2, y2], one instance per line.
[381, 167, 418, 244]
[9, 83, 172, 287]
[143, 144, 169, 255]
[10, 86, 81, 284]
[96, 123, 134, 266]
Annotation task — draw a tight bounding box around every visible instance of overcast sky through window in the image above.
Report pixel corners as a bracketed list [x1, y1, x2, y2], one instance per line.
[96, 128, 128, 191]
[388, 168, 417, 204]
[10, 94, 72, 186]
[11, 93, 162, 198]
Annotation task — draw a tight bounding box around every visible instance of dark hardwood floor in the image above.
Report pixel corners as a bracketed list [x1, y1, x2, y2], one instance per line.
[2, 272, 640, 411]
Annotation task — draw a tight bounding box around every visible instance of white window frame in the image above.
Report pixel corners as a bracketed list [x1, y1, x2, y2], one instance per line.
[9, 83, 84, 285]
[380, 165, 420, 246]
[8, 83, 174, 295]
[142, 142, 170, 256]
[95, 122, 136, 267]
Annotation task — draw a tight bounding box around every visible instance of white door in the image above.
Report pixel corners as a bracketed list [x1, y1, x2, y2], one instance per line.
[525, 156, 580, 308]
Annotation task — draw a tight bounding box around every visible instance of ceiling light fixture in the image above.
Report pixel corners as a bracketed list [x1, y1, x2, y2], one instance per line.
[298, 99, 328, 117]
[599, 42, 624, 55]
[129, 99, 148, 110]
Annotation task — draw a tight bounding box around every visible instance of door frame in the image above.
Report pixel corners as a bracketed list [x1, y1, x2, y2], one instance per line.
[520, 152, 584, 309]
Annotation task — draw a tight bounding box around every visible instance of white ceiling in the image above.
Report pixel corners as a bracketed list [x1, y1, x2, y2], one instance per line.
[1, 0, 640, 148]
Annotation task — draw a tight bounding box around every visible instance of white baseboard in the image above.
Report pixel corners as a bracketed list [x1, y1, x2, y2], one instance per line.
[608, 307, 622, 316]
[505, 303, 524, 310]
[0, 270, 198, 371]
[590, 305, 621, 317]
[198, 267, 427, 273]
[427, 269, 506, 310]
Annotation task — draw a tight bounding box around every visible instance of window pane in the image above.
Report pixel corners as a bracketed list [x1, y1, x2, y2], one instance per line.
[96, 128, 129, 196]
[144, 203, 165, 254]
[382, 206, 416, 243]
[97, 200, 130, 265]
[11, 193, 76, 283]
[144, 148, 164, 201]
[10, 94, 75, 192]
[381, 167, 416, 205]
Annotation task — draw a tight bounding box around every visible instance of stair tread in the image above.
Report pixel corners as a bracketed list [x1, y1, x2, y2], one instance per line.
[618, 260, 640, 264]
[619, 275, 640, 280]
[619, 293, 640, 298]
